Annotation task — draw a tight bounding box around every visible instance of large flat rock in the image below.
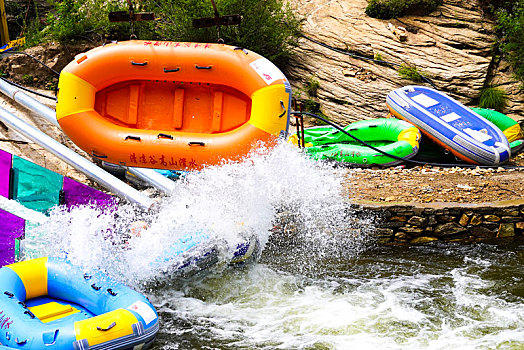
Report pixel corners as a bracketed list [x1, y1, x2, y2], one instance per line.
[287, 0, 523, 124]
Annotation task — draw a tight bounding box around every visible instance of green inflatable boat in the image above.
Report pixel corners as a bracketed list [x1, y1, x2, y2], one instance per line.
[471, 108, 524, 155]
[290, 118, 421, 167]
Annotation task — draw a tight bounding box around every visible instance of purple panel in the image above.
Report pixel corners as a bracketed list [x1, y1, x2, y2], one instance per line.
[0, 208, 24, 266]
[0, 149, 12, 198]
[62, 177, 117, 210]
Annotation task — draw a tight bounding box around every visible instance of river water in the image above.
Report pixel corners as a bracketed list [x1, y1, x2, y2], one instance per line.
[27, 143, 524, 349]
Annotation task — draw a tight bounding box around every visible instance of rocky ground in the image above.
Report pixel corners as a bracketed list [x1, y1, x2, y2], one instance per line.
[344, 156, 524, 204]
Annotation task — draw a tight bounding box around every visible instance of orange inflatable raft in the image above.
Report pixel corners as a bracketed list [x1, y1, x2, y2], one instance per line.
[56, 40, 291, 171]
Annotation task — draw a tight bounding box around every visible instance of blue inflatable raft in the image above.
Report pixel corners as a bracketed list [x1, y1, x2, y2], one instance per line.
[387, 86, 511, 165]
[0, 257, 158, 349]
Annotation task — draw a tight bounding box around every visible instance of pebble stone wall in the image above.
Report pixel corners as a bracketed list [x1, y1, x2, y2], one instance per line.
[350, 200, 524, 244]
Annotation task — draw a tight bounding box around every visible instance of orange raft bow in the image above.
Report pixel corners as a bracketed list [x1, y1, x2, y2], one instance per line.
[56, 41, 291, 171]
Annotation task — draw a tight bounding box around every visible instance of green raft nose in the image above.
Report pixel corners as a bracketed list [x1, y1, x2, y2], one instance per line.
[290, 118, 421, 167]
[471, 108, 524, 155]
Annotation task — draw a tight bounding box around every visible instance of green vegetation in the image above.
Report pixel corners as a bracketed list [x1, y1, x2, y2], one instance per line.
[305, 76, 320, 97]
[35, 0, 153, 43]
[365, 0, 442, 19]
[374, 51, 384, 62]
[495, 2, 524, 85]
[21, 74, 34, 84]
[142, 0, 302, 67]
[15, 0, 131, 46]
[478, 86, 507, 112]
[19, 0, 302, 69]
[397, 63, 424, 82]
[293, 75, 328, 124]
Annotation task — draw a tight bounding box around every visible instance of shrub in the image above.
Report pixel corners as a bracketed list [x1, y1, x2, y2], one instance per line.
[397, 63, 424, 82]
[142, 0, 303, 68]
[305, 76, 320, 97]
[496, 3, 524, 85]
[42, 0, 135, 43]
[365, 0, 442, 19]
[478, 86, 507, 112]
[374, 51, 384, 61]
[21, 74, 34, 84]
[23, 0, 302, 70]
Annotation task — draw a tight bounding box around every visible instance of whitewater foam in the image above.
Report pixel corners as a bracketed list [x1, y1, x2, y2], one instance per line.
[26, 142, 371, 285]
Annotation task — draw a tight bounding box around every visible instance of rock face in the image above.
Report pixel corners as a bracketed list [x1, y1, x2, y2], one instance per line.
[287, 0, 524, 125]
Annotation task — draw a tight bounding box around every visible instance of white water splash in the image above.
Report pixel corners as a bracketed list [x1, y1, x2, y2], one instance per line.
[25, 142, 371, 285]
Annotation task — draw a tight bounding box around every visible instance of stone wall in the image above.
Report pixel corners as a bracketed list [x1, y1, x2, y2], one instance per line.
[350, 200, 524, 244]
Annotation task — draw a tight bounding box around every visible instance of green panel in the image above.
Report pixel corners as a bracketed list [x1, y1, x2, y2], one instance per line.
[471, 107, 516, 131]
[15, 238, 20, 261]
[11, 156, 63, 213]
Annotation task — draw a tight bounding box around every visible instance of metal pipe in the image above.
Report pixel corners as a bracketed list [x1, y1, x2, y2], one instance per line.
[0, 78, 58, 127]
[127, 167, 176, 194]
[0, 106, 155, 210]
[0, 78, 176, 195]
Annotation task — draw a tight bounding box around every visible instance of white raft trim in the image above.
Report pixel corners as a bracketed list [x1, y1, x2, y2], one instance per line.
[128, 301, 157, 325]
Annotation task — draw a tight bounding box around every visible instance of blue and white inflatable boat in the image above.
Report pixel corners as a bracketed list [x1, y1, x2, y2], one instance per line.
[0, 257, 158, 349]
[152, 231, 260, 278]
[386, 86, 511, 165]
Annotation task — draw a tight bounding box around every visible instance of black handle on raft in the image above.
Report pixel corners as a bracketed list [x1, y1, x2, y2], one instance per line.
[107, 288, 118, 296]
[195, 65, 212, 70]
[24, 310, 35, 319]
[15, 338, 27, 345]
[4, 291, 13, 298]
[234, 47, 249, 55]
[125, 135, 141, 141]
[84, 273, 92, 280]
[278, 101, 286, 118]
[91, 152, 108, 159]
[163, 67, 180, 73]
[91, 283, 101, 291]
[131, 61, 148, 66]
[97, 322, 116, 331]
[157, 133, 173, 140]
[188, 141, 205, 146]
[18, 301, 27, 309]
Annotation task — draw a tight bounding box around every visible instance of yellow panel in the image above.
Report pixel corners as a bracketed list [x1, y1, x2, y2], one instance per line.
[29, 302, 79, 323]
[7, 257, 48, 300]
[397, 127, 421, 148]
[56, 71, 96, 121]
[74, 309, 137, 346]
[288, 133, 299, 146]
[287, 134, 312, 148]
[249, 84, 289, 136]
[504, 123, 523, 143]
